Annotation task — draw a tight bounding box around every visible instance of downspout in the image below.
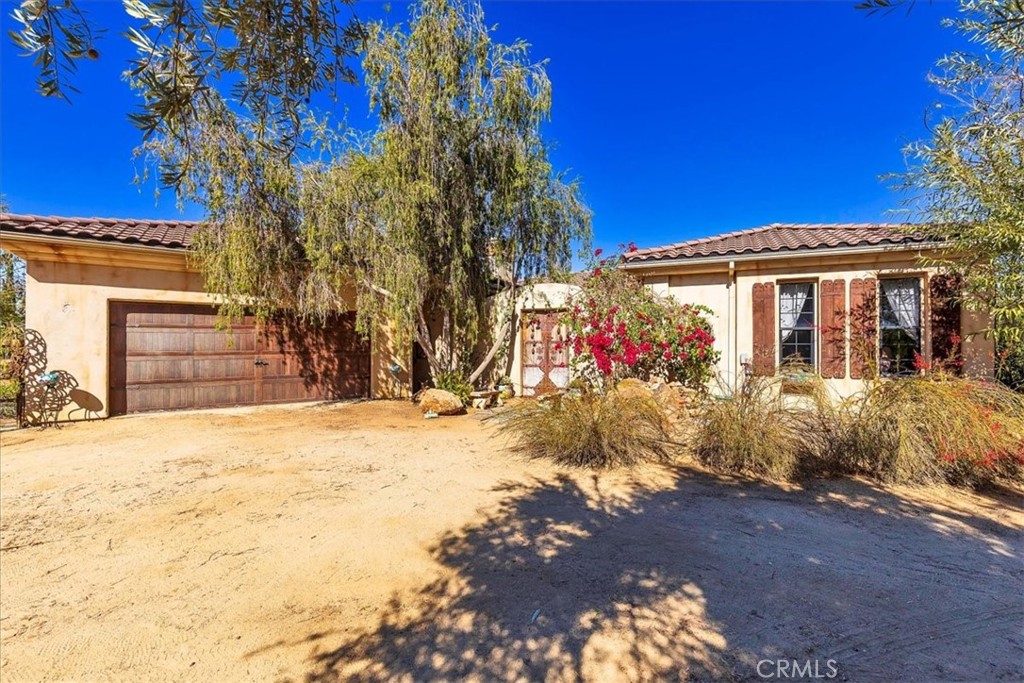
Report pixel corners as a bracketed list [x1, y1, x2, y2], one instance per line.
[729, 260, 737, 392]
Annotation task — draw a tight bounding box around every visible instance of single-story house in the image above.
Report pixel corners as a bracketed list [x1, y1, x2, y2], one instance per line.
[0, 214, 996, 422]
[0, 213, 413, 421]
[623, 223, 994, 395]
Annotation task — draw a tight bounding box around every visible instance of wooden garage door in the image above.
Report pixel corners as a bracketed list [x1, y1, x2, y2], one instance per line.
[109, 303, 370, 415]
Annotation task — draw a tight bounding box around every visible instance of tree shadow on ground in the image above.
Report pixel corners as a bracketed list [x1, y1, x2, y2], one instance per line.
[293, 466, 1023, 683]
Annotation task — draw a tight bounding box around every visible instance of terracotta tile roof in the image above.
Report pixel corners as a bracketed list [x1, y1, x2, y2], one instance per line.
[0, 213, 199, 249]
[625, 223, 932, 263]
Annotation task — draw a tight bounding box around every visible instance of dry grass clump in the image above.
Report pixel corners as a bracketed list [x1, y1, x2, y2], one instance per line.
[695, 371, 1024, 488]
[694, 375, 801, 481]
[496, 390, 674, 468]
[833, 377, 1024, 486]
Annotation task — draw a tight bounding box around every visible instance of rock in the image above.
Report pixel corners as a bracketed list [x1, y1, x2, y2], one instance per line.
[419, 388, 465, 416]
[616, 378, 653, 400]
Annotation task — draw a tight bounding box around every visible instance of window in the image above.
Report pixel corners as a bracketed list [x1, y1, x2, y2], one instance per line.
[779, 282, 816, 368]
[879, 278, 922, 376]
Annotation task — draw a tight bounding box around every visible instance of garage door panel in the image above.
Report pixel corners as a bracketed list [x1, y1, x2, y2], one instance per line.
[126, 358, 192, 383]
[194, 382, 257, 408]
[127, 384, 195, 413]
[192, 357, 255, 382]
[127, 329, 191, 355]
[193, 329, 257, 354]
[110, 303, 370, 415]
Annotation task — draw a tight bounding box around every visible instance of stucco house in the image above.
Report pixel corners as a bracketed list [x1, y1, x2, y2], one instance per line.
[623, 223, 994, 395]
[0, 214, 413, 421]
[0, 214, 996, 422]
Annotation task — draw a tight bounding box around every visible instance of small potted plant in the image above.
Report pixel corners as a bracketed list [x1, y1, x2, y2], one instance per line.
[495, 375, 515, 398]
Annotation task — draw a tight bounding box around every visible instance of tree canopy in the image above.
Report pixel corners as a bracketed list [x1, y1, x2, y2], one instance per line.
[189, 0, 591, 384]
[880, 0, 1024, 349]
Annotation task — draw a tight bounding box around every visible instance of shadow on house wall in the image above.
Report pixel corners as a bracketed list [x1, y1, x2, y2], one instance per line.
[19, 329, 104, 426]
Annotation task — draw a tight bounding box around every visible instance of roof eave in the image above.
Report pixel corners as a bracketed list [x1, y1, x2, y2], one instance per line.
[621, 241, 942, 270]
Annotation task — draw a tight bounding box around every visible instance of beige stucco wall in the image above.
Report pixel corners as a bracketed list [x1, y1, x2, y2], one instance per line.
[5, 235, 410, 421]
[633, 248, 995, 398]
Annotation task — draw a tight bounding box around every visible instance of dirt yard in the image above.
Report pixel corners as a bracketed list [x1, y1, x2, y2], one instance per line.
[1, 401, 1021, 682]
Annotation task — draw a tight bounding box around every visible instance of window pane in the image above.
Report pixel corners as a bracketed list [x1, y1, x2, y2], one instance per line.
[878, 278, 922, 376]
[779, 284, 816, 368]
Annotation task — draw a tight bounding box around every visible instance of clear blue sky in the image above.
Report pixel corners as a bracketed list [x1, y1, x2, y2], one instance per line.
[0, 1, 963, 252]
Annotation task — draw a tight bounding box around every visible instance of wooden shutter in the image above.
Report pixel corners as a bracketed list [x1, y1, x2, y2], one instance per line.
[820, 279, 847, 379]
[849, 278, 878, 379]
[752, 282, 776, 376]
[930, 273, 963, 374]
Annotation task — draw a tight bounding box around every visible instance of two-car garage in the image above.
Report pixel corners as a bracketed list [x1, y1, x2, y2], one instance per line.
[1, 212, 407, 421]
[108, 302, 371, 415]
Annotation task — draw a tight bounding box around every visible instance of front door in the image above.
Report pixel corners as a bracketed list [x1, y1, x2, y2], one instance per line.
[521, 310, 569, 397]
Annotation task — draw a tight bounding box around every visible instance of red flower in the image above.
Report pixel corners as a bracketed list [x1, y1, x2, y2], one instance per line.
[593, 268, 602, 277]
[594, 248, 603, 257]
[663, 350, 673, 360]
[627, 242, 638, 253]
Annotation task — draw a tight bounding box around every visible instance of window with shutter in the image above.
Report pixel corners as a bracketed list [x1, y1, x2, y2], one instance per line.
[779, 282, 816, 369]
[879, 278, 923, 376]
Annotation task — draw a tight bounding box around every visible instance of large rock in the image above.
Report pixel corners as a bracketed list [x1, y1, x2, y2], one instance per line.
[615, 378, 653, 400]
[419, 388, 465, 416]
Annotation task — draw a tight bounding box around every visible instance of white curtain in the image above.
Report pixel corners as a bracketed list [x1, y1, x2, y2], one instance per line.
[780, 283, 812, 342]
[881, 279, 920, 340]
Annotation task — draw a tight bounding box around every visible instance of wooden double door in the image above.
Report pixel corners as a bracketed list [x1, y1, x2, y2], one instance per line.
[109, 303, 370, 415]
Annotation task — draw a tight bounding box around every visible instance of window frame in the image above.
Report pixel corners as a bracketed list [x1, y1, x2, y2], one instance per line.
[777, 280, 818, 372]
[877, 276, 924, 377]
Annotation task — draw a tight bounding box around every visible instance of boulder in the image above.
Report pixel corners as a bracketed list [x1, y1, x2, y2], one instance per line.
[615, 378, 653, 400]
[419, 388, 465, 416]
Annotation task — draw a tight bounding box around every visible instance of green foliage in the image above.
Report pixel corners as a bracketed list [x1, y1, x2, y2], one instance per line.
[0, 378, 20, 401]
[9, 0, 362, 190]
[191, 0, 590, 387]
[694, 375, 800, 481]
[997, 340, 1024, 392]
[497, 390, 673, 468]
[0, 250, 25, 327]
[891, 0, 1024, 351]
[0, 322, 26, 388]
[433, 370, 473, 406]
[564, 248, 720, 391]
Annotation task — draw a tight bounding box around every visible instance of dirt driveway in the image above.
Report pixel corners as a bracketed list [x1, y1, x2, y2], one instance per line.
[1, 401, 1021, 682]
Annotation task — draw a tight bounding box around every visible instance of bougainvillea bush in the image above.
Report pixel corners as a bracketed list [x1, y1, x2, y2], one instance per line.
[562, 247, 720, 391]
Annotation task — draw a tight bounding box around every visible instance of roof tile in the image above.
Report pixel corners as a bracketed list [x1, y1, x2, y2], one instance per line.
[625, 223, 931, 262]
[0, 213, 199, 249]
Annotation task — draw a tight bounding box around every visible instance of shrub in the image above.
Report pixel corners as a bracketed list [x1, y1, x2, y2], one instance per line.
[838, 376, 1024, 486]
[496, 389, 673, 468]
[0, 378, 19, 401]
[694, 369, 1024, 487]
[433, 369, 473, 406]
[693, 375, 801, 480]
[563, 247, 720, 391]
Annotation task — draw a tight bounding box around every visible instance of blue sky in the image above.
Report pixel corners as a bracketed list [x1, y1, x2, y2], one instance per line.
[1, 1, 963, 252]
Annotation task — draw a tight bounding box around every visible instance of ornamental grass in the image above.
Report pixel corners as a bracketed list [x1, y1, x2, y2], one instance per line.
[696, 370, 1024, 487]
[496, 389, 674, 468]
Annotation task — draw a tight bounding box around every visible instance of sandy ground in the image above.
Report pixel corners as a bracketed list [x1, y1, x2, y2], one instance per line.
[0, 400, 1022, 683]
